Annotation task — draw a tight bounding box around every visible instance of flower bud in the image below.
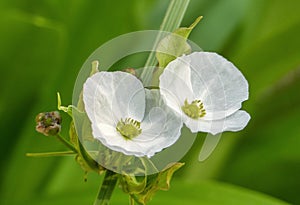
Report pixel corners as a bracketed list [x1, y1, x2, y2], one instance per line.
[35, 111, 62, 136]
[123, 68, 137, 76]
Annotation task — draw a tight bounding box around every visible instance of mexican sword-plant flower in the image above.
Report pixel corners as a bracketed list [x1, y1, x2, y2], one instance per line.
[83, 71, 182, 158]
[159, 52, 250, 135]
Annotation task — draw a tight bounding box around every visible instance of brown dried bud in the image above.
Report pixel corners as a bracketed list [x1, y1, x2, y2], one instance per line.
[35, 111, 62, 136]
[123, 68, 137, 76]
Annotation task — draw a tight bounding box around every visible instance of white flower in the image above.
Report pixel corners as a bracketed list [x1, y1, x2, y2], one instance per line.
[159, 52, 250, 135]
[83, 71, 182, 158]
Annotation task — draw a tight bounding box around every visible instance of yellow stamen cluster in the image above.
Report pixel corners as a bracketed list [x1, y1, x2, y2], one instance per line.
[116, 118, 142, 140]
[181, 99, 206, 119]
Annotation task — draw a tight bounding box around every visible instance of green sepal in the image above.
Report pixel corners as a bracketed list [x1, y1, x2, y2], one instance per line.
[90, 60, 100, 76]
[120, 175, 147, 195]
[69, 121, 104, 175]
[57, 93, 96, 171]
[153, 16, 202, 86]
[57, 92, 73, 117]
[173, 16, 203, 39]
[76, 60, 100, 112]
[131, 162, 185, 205]
[68, 60, 103, 176]
[56, 60, 101, 175]
[57, 61, 99, 116]
[156, 16, 202, 67]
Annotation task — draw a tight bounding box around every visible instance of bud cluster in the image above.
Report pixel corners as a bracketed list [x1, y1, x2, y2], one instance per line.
[35, 111, 62, 136]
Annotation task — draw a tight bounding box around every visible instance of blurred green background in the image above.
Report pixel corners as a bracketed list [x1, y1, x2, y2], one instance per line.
[1, 0, 300, 204]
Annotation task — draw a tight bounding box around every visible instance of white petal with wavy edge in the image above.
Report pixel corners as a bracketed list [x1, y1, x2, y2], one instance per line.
[187, 52, 248, 120]
[160, 52, 249, 121]
[83, 71, 145, 127]
[89, 90, 182, 158]
[184, 110, 250, 135]
[159, 56, 194, 115]
[83, 72, 182, 158]
[159, 51, 250, 134]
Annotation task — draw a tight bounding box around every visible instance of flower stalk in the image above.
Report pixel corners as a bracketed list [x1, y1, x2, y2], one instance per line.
[94, 170, 118, 205]
[140, 0, 190, 86]
[26, 151, 76, 157]
[55, 134, 78, 153]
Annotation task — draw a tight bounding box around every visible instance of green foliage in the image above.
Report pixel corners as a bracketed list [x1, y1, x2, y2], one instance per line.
[26, 180, 289, 205]
[1, 0, 300, 204]
[148, 180, 289, 205]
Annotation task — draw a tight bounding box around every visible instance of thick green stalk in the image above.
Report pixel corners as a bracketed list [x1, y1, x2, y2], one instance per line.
[94, 170, 118, 205]
[140, 0, 190, 86]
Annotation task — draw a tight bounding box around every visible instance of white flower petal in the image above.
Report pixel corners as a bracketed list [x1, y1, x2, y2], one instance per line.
[83, 74, 115, 125]
[186, 52, 249, 120]
[83, 71, 145, 127]
[112, 72, 145, 121]
[185, 110, 250, 135]
[159, 56, 194, 116]
[134, 89, 183, 157]
[91, 123, 146, 157]
[86, 85, 182, 158]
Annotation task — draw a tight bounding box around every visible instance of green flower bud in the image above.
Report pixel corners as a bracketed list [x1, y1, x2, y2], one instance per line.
[35, 111, 62, 136]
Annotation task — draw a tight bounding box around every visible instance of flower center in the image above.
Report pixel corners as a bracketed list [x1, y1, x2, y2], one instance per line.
[116, 118, 142, 140]
[181, 99, 206, 119]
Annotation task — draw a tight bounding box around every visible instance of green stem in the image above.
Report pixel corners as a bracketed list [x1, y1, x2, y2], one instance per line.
[129, 195, 135, 205]
[94, 170, 118, 205]
[140, 0, 190, 86]
[55, 134, 78, 153]
[26, 151, 76, 157]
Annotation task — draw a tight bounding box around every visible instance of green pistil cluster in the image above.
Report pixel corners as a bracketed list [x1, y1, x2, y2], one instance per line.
[181, 99, 206, 119]
[116, 118, 142, 140]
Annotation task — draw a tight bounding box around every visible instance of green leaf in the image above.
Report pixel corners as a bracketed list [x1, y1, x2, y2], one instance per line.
[27, 179, 289, 205]
[148, 180, 290, 205]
